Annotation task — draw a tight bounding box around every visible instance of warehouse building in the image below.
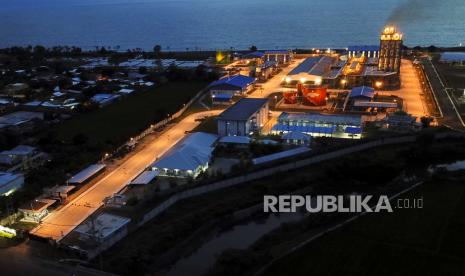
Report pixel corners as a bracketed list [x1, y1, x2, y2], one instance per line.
[151, 132, 218, 178]
[208, 74, 256, 97]
[217, 98, 269, 137]
[271, 112, 363, 139]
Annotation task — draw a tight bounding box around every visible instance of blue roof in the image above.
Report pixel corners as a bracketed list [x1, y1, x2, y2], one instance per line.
[348, 45, 380, 52]
[243, 51, 265, 59]
[345, 127, 362, 134]
[350, 86, 375, 99]
[209, 75, 256, 90]
[440, 52, 465, 62]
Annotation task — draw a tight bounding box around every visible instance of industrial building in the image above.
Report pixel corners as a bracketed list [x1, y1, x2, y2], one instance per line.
[378, 26, 403, 72]
[208, 74, 256, 98]
[217, 98, 269, 137]
[271, 112, 363, 139]
[151, 132, 218, 178]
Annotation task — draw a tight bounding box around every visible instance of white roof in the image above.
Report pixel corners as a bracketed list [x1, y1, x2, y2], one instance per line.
[281, 131, 311, 141]
[75, 213, 130, 240]
[130, 170, 159, 185]
[152, 132, 218, 171]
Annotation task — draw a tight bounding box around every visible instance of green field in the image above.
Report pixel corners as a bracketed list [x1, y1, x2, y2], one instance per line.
[53, 81, 207, 144]
[264, 177, 465, 276]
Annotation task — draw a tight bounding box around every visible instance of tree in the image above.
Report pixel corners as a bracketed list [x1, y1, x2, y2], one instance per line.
[153, 45, 162, 58]
[249, 45, 258, 52]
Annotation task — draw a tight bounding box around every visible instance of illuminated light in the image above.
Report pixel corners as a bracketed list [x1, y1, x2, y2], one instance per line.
[300, 78, 307, 84]
[0, 225, 16, 238]
[375, 81, 383, 88]
[315, 78, 322, 85]
[285, 77, 291, 84]
[3, 189, 16, 197]
[340, 79, 347, 85]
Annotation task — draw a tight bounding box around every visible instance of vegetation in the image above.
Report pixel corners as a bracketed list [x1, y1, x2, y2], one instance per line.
[52, 81, 207, 145]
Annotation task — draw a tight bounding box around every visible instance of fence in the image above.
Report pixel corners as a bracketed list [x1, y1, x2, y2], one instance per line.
[137, 133, 457, 227]
[102, 87, 208, 161]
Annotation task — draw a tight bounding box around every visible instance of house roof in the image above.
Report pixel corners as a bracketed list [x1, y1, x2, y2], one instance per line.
[350, 86, 375, 99]
[209, 74, 256, 90]
[218, 98, 268, 121]
[152, 132, 218, 171]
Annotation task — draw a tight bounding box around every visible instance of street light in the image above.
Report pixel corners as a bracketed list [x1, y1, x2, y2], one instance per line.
[375, 81, 383, 89]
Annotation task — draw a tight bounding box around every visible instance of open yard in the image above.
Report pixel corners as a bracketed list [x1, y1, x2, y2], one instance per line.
[264, 175, 465, 276]
[53, 81, 208, 144]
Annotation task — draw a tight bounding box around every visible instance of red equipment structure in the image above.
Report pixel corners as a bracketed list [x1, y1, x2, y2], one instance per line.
[297, 83, 327, 106]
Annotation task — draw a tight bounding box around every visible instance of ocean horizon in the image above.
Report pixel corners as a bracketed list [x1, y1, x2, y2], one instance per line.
[1, 0, 464, 51]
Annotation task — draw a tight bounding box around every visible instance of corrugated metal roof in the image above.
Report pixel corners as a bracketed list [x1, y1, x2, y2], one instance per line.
[130, 171, 159, 185]
[68, 164, 106, 184]
[209, 74, 256, 90]
[218, 98, 268, 121]
[350, 86, 375, 98]
[152, 132, 218, 171]
[288, 56, 334, 77]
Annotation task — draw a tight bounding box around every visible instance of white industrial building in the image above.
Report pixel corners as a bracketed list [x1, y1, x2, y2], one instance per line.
[151, 132, 218, 178]
[217, 98, 269, 137]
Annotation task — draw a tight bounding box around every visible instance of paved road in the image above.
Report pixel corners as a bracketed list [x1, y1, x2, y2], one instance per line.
[248, 58, 305, 98]
[30, 110, 221, 241]
[421, 57, 465, 130]
[378, 59, 427, 118]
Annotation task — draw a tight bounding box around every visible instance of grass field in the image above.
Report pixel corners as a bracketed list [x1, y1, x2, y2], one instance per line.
[264, 176, 465, 276]
[53, 81, 208, 144]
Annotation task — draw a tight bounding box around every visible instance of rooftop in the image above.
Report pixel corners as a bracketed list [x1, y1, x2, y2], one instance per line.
[74, 213, 131, 240]
[278, 112, 362, 126]
[0, 111, 44, 128]
[219, 136, 251, 144]
[68, 164, 106, 185]
[130, 170, 159, 185]
[288, 56, 334, 77]
[218, 98, 268, 121]
[152, 132, 218, 171]
[209, 74, 256, 90]
[350, 86, 375, 99]
[252, 147, 310, 165]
